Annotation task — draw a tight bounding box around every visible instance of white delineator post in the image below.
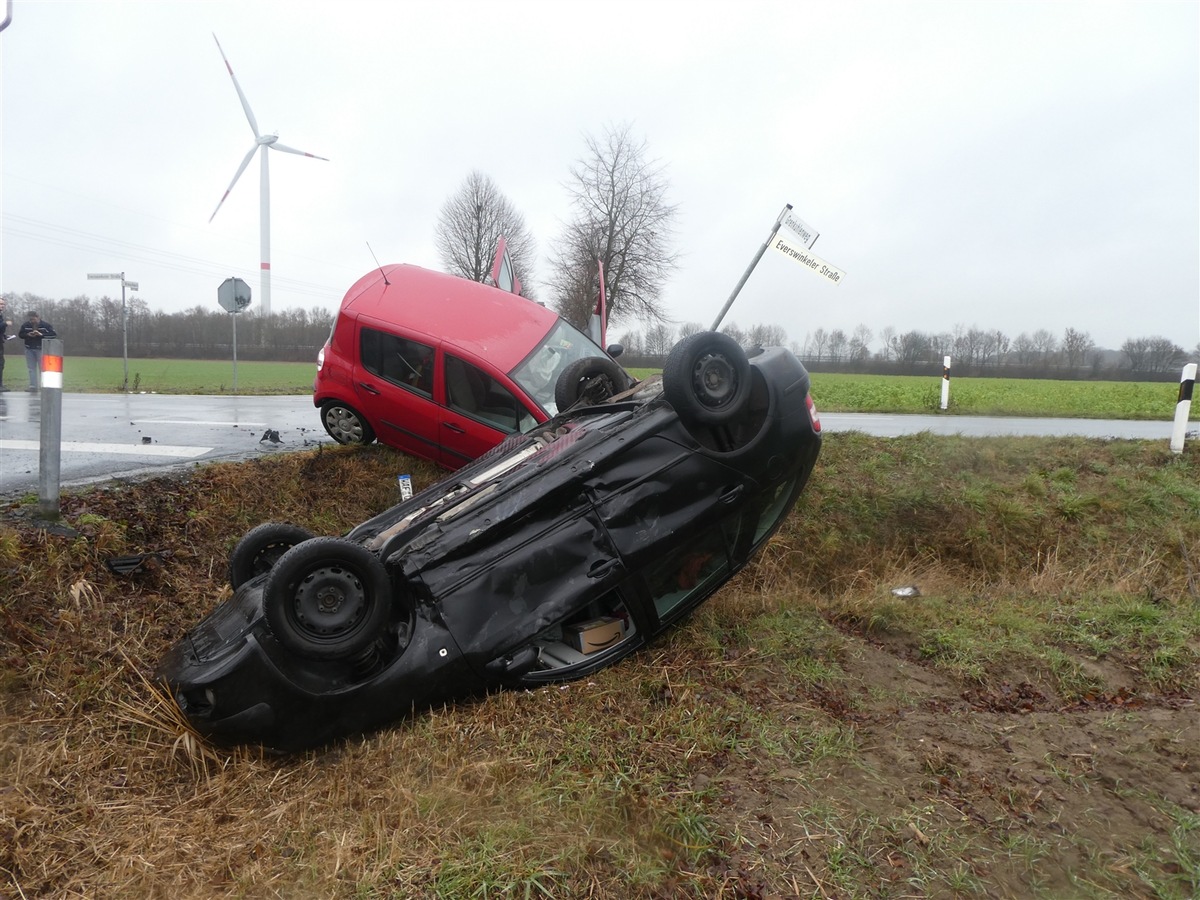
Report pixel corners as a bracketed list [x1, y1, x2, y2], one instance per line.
[940, 356, 951, 411]
[37, 338, 64, 519]
[1169, 362, 1196, 454]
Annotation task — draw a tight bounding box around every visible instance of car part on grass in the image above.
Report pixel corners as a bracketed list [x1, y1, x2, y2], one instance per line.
[106, 550, 170, 576]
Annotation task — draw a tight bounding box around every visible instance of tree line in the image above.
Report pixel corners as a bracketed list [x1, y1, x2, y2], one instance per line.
[615, 321, 1197, 381]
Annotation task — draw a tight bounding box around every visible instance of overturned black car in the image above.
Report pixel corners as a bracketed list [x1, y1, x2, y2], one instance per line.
[158, 333, 822, 751]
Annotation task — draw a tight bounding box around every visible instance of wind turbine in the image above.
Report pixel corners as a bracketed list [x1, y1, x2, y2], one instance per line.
[209, 33, 327, 319]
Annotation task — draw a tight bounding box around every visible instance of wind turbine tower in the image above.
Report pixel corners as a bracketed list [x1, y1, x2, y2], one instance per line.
[209, 33, 327, 318]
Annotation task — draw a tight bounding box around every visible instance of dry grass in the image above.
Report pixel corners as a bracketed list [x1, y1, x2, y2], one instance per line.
[2, 435, 1198, 898]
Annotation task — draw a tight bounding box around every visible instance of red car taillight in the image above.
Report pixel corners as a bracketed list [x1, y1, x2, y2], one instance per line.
[806, 394, 821, 433]
[316, 344, 327, 372]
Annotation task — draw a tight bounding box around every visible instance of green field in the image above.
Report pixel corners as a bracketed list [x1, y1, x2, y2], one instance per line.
[43, 356, 317, 394]
[808, 371, 1183, 420]
[630, 367, 1183, 421]
[40, 357, 1189, 421]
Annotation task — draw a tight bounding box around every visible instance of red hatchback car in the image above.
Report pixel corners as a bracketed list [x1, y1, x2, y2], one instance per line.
[314, 264, 624, 469]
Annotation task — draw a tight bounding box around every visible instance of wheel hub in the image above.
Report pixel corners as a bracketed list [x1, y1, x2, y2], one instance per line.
[293, 565, 365, 636]
[693, 353, 735, 407]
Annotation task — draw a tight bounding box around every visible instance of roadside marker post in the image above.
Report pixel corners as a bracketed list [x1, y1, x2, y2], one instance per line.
[38, 339, 64, 519]
[1169, 362, 1196, 454]
[940, 356, 951, 411]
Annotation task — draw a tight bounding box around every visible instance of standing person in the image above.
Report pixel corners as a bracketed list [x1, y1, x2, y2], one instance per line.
[18, 311, 57, 391]
[0, 297, 12, 391]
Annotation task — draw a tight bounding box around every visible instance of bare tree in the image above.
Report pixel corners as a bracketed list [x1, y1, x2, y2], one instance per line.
[1031, 328, 1058, 364]
[434, 171, 536, 294]
[720, 322, 748, 347]
[849, 324, 873, 361]
[677, 321, 705, 340]
[550, 123, 679, 329]
[878, 325, 897, 361]
[895, 330, 932, 364]
[616, 329, 644, 356]
[1061, 328, 1094, 368]
[827, 328, 849, 362]
[807, 327, 829, 361]
[1122, 336, 1185, 374]
[747, 323, 787, 347]
[644, 322, 676, 357]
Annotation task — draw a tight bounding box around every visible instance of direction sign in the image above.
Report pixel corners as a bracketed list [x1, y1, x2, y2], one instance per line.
[770, 234, 845, 285]
[780, 211, 819, 249]
[218, 277, 252, 313]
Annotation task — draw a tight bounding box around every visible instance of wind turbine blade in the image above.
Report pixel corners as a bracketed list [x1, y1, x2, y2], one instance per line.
[209, 144, 260, 222]
[268, 142, 329, 161]
[212, 33, 261, 138]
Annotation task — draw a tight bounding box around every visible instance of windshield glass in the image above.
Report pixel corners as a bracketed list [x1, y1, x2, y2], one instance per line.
[509, 319, 608, 417]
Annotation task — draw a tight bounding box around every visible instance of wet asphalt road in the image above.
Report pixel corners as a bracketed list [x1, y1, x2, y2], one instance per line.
[0, 392, 330, 498]
[0, 391, 1191, 498]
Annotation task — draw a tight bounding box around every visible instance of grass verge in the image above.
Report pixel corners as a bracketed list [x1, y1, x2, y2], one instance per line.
[1, 436, 1197, 898]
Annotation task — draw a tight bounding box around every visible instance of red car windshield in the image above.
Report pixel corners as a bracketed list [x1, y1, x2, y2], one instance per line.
[509, 319, 610, 416]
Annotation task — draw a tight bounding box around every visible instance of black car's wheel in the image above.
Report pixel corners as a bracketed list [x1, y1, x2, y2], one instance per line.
[228, 522, 316, 589]
[663, 332, 752, 425]
[321, 401, 376, 445]
[262, 538, 392, 660]
[554, 357, 629, 411]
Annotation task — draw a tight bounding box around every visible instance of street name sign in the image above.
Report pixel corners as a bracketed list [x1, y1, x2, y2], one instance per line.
[770, 234, 844, 285]
[780, 211, 819, 249]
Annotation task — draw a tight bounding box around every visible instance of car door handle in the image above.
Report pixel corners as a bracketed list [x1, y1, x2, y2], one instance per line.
[443, 422, 466, 434]
[587, 558, 620, 579]
[719, 485, 744, 504]
[358, 382, 381, 395]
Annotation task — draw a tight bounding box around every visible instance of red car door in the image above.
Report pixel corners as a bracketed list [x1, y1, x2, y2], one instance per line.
[353, 323, 444, 460]
[437, 352, 537, 469]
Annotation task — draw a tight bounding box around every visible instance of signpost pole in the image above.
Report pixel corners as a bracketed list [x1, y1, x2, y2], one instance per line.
[940, 356, 951, 411]
[217, 277, 252, 392]
[87, 271, 136, 391]
[37, 339, 64, 520]
[711, 204, 792, 332]
[1169, 362, 1196, 454]
[232, 311, 238, 393]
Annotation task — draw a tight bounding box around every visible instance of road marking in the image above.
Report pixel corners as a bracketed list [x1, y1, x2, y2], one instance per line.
[131, 419, 269, 427]
[0, 440, 212, 458]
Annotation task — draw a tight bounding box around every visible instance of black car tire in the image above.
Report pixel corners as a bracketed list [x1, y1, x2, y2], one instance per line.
[263, 538, 392, 660]
[228, 522, 316, 589]
[554, 357, 629, 411]
[663, 331, 752, 425]
[321, 401, 376, 445]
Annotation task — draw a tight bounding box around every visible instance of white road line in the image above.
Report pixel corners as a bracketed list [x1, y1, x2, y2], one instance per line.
[0, 440, 212, 458]
[130, 420, 269, 427]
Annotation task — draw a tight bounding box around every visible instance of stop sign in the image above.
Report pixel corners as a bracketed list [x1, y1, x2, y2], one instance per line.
[218, 277, 252, 313]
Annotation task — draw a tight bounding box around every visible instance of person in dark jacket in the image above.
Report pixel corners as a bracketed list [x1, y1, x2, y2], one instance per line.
[0, 297, 11, 391]
[18, 311, 56, 391]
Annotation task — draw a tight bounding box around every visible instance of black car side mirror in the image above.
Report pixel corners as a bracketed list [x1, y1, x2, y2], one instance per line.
[606, 343, 624, 359]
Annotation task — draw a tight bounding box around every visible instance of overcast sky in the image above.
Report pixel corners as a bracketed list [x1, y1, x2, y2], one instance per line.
[2, 0, 1197, 353]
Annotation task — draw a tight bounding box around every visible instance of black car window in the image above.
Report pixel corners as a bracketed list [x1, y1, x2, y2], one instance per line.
[444, 355, 531, 433]
[751, 476, 798, 546]
[361, 328, 434, 398]
[644, 523, 733, 622]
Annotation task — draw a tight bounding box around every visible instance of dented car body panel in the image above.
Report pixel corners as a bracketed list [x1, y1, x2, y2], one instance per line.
[159, 341, 821, 751]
